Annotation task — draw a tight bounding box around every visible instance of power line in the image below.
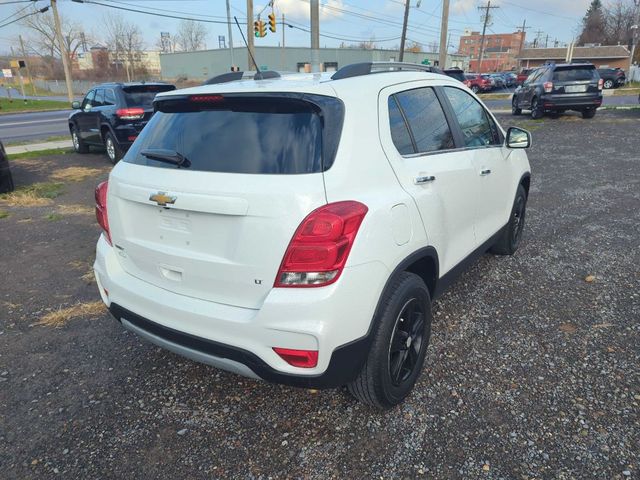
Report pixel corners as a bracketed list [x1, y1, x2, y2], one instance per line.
[0, 2, 33, 25]
[0, 5, 50, 29]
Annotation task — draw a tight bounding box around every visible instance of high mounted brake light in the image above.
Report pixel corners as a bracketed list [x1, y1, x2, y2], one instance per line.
[275, 201, 368, 288]
[189, 95, 224, 102]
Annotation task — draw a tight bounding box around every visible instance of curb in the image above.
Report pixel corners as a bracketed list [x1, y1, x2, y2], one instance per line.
[6, 140, 73, 155]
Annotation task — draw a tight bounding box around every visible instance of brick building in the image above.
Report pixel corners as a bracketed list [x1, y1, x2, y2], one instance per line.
[458, 30, 525, 72]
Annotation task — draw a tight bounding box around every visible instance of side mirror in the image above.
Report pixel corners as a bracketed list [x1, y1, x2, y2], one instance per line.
[71, 101, 81, 109]
[506, 127, 531, 149]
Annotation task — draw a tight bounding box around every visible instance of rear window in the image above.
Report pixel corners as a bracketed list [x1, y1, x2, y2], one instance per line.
[445, 70, 466, 82]
[123, 85, 176, 108]
[552, 67, 598, 82]
[124, 94, 344, 174]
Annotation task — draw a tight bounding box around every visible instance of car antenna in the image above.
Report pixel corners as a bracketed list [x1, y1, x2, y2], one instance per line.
[233, 16, 263, 80]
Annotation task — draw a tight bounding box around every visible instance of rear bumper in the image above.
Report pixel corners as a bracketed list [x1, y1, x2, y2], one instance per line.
[94, 235, 388, 388]
[541, 93, 602, 109]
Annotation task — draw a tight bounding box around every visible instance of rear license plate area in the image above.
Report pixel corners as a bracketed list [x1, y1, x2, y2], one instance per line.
[565, 85, 587, 93]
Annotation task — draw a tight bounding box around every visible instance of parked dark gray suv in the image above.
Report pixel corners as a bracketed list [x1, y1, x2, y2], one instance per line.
[512, 63, 603, 119]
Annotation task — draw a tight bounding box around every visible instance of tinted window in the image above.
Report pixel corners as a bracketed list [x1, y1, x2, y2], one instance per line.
[126, 95, 342, 174]
[444, 70, 466, 82]
[444, 87, 501, 147]
[81, 90, 95, 109]
[388, 97, 414, 155]
[104, 88, 116, 106]
[393, 87, 454, 154]
[93, 89, 104, 107]
[123, 85, 176, 108]
[552, 66, 597, 82]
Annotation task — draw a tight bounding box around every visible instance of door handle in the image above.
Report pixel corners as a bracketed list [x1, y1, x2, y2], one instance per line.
[414, 175, 436, 184]
[480, 169, 492, 176]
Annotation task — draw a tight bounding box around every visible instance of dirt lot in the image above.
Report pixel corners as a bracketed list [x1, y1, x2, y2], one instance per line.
[1, 111, 639, 479]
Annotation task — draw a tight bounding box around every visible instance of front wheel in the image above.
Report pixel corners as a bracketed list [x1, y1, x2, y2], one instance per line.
[104, 131, 122, 164]
[582, 108, 596, 119]
[348, 272, 432, 409]
[491, 184, 527, 255]
[71, 126, 89, 154]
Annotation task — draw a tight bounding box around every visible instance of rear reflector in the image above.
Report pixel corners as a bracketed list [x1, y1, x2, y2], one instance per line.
[127, 135, 138, 142]
[273, 348, 318, 368]
[275, 201, 368, 288]
[95, 181, 111, 245]
[116, 108, 144, 120]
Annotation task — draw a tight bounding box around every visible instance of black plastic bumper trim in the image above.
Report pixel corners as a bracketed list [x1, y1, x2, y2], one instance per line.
[108, 303, 370, 389]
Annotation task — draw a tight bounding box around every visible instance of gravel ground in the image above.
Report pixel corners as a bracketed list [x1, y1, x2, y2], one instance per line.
[1, 110, 639, 479]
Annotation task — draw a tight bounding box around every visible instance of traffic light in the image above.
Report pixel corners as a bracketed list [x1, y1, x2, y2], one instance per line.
[254, 20, 260, 37]
[268, 12, 276, 33]
[254, 20, 267, 38]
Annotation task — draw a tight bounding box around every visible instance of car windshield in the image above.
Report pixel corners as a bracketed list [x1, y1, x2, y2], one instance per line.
[552, 67, 597, 82]
[125, 94, 344, 174]
[123, 85, 176, 108]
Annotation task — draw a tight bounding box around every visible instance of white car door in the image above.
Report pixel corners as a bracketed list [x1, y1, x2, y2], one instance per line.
[379, 82, 479, 276]
[441, 86, 513, 244]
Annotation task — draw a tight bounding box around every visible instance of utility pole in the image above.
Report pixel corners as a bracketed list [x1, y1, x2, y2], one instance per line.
[533, 28, 544, 48]
[545, 34, 549, 48]
[477, 0, 498, 73]
[51, 0, 74, 103]
[226, 0, 235, 69]
[310, 0, 320, 72]
[281, 13, 285, 71]
[19, 35, 36, 96]
[247, 0, 255, 71]
[438, 0, 450, 68]
[399, 0, 410, 62]
[517, 19, 528, 55]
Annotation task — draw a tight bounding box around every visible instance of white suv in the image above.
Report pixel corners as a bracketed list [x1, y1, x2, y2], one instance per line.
[94, 62, 531, 409]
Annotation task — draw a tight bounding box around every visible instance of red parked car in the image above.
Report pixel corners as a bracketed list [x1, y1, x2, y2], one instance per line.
[464, 74, 493, 93]
[516, 68, 534, 86]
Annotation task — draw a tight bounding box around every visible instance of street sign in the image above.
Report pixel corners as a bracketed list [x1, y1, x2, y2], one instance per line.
[10, 60, 18, 68]
[1, 69, 12, 78]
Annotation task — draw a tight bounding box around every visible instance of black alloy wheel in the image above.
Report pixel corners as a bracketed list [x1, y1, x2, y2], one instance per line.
[388, 298, 426, 386]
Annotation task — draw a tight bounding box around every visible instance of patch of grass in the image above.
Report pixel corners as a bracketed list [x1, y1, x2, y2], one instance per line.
[0, 97, 70, 114]
[0, 182, 65, 207]
[478, 93, 512, 100]
[7, 148, 73, 160]
[50, 166, 103, 182]
[612, 87, 640, 96]
[0, 210, 9, 219]
[5, 135, 70, 147]
[45, 213, 63, 221]
[34, 301, 105, 328]
[58, 204, 93, 215]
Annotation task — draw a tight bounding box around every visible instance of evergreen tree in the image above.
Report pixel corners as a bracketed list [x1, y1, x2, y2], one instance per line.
[578, 0, 607, 45]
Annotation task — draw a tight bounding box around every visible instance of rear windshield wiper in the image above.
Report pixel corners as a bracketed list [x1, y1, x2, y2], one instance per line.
[140, 149, 191, 168]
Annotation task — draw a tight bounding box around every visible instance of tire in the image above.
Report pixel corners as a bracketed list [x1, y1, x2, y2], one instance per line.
[549, 110, 560, 119]
[603, 79, 614, 89]
[71, 126, 89, 154]
[491, 184, 527, 255]
[104, 131, 122, 164]
[511, 96, 522, 115]
[471, 85, 479, 94]
[581, 108, 596, 119]
[348, 272, 432, 410]
[530, 97, 544, 119]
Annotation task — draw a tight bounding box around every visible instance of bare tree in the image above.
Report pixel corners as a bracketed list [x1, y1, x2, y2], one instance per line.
[604, 0, 636, 46]
[175, 20, 208, 52]
[19, 7, 85, 77]
[103, 12, 144, 81]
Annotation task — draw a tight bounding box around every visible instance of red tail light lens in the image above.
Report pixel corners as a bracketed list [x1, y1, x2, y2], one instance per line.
[95, 181, 111, 245]
[543, 81, 553, 93]
[598, 78, 604, 90]
[275, 201, 368, 287]
[273, 348, 318, 368]
[116, 108, 144, 120]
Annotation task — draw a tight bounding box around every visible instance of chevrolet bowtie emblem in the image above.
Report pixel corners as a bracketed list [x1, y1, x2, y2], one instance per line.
[149, 192, 176, 206]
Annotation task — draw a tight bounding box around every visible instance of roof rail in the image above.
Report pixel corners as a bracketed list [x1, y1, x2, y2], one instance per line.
[203, 70, 281, 85]
[331, 62, 444, 80]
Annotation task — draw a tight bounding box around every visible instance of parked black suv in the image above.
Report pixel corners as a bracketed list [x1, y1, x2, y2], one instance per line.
[597, 67, 626, 89]
[69, 82, 176, 163]
[443, 67, 466, 83]
[512, 63, 603, 119]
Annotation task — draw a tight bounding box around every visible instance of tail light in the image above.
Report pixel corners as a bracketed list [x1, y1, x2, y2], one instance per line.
[275, 201, 368, 287]
[116, 107, 144, 120]
[95, 181, 111, 245]
[464, 80, 471, 87]
[598, 78, 604, 90]
[273, 348, 318, 368]
[543, 81, 553, 93]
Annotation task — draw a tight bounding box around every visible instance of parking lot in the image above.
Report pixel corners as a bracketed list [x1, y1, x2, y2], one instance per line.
[1, 110, 639, 479]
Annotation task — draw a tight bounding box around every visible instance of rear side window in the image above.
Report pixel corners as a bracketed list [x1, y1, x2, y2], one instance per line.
[388, 98, 414, 155]
[552, 66, 597, 82]
[444, 87, 501, 148]
[125, 94, 344, 174]
[123, 85, 176, 108]
[389, 87, 454, 155]
[104, 89, 116, 106]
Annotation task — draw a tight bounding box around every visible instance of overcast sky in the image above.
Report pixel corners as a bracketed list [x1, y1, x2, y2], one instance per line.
[0, 0, 593, 54]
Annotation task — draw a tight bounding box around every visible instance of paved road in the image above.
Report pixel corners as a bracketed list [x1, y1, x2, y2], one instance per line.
[0, 110, 72, 143]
